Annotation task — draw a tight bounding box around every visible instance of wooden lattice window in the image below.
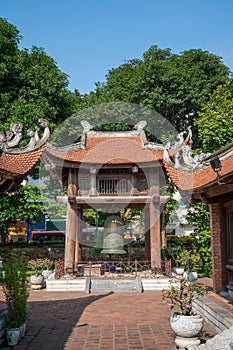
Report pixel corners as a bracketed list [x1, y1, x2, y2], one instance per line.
[97, 178, 130, 194]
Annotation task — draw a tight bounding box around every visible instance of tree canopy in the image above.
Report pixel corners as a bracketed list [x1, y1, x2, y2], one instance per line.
[195, 80, 233, 153]
[0, 18, 76, 142]
[77, 45, 230, 139]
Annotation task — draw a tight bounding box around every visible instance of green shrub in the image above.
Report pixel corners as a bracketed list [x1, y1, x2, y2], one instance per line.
[3, 249, 29, 328]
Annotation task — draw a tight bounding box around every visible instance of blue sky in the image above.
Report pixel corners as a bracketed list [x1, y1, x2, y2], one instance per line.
[2, 0, 233, 94]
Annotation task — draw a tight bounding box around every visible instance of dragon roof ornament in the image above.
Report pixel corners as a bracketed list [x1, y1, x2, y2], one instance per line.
[164, 126, 211, 171]
[0, 118, 50, 154]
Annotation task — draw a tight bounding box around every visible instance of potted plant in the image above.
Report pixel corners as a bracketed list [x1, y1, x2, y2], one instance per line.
[41, 258, 54, 280]
[162, 246, 185, 275]
[177, 250, 201, 281]
[29, 258, 54, 289]
[29, 258, 45, 289]
[3, 249, 29, 346]
[161, 276, 207, 349]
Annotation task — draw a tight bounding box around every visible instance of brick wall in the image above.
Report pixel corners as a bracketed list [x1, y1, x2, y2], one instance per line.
[209, 203, 227, 293]
[0, 244, 147, 263]
[0, 244, 65, 262]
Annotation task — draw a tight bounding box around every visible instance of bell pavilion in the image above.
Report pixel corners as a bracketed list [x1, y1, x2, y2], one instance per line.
[43, 120, 233, 294]
[1, 117, 233, 294]
[43, 121, 172, 273]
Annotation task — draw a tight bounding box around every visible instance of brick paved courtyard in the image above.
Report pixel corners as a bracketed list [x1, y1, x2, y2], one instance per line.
[0, 288, 216, 350]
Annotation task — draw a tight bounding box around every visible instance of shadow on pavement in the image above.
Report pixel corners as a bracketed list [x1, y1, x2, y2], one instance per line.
[1, 292, 111, 350]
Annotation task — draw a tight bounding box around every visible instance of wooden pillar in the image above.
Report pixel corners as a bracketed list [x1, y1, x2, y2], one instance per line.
[131, 166, 138, 195]
[209, 203, 227, 293]
[144, 206, 151, 261]
[89, 166, 97, 196]
[74, 205, 83, 269]
[150, 197, 161, 269]
[148, 168, 161, 269]
[65, 168, 78, 273]
[65, 199, 77, 272]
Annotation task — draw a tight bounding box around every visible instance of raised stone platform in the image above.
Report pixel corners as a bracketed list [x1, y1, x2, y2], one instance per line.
[46, 276, 171, 293]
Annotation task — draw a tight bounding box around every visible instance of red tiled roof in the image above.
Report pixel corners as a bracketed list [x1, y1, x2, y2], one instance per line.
[163, 155, 233, 192]
[0, 146, 45, 176]
[46, 136, 164, 165]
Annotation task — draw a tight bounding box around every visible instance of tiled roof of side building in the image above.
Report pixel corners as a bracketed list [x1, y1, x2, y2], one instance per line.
[163, 154, 233, 192]
[0, 146, 45, 176]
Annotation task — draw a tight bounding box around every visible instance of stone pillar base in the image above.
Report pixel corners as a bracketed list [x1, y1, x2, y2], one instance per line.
[175, 335, 201, 349]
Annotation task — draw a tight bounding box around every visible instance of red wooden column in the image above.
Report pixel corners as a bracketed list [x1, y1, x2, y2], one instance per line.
[209, 203, 227, 293]
[148, 168, 161, 269]
[144, 206, 151, 261]
[75, 205, 83, 269]
[65, 168, 79, 273]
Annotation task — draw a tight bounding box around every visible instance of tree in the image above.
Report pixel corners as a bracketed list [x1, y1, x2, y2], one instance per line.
[0, 17, 21, 97]
[0, 18, 77, 142]
[195, 80, 233, 153]
[79, 45, 230, 139]
[0, 195, 18, 243]
[0, 185, 45, 243]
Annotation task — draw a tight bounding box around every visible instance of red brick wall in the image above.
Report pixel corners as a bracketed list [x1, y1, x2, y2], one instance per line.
[0, 244, 64, 262]
[209, 203, 227, 293]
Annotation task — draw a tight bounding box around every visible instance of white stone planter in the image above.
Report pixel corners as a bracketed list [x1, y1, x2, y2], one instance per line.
[183, 271, 198, 281]
[20, 322, 27, 338]
[30, 274, 44, 290]
[0, 317, 5, 345]
[170, 312, 203, 348]
[228, 289, 233, 301]
[172, 267, 184, 276]
[42, 269, 53, 279]
[6, 327, 21, 346]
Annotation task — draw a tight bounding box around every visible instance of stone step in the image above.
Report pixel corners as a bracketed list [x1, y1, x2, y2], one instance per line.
[46, 278, 87, 292]
[46, 277, 171, 292]
[90, 277, 142, 293]
[141, 278, 171, 291]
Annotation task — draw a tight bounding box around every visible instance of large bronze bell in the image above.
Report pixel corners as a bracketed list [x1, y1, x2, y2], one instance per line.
[101, 215, 126, 254]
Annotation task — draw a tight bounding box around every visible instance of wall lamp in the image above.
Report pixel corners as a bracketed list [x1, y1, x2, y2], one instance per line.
[210, 156, 233, 185]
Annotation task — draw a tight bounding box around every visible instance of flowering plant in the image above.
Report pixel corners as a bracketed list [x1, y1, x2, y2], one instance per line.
[28, 258, 54, 275]
[161, 277, 207, 316]
[177, 250, 201, 272]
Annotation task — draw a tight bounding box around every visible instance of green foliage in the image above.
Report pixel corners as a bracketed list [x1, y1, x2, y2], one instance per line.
[0, 18, 76, 142]
[177, 249, 201, 272]
[185, 203, 212, 277]
[0, 185, 45, 243]
[161, 276, 207, 316]
[78, 45, 229, 140]
[0, 195, 18, 243]
[28, 258, 54, 275]
[14, 185, 44, 221]
[83, 209, 109, 227]
[162, 185, 179, 226]
[3, 249, 29, 328]
[90, 247, 102, 257]
[195, 80, 233, 152]
[166, 235, 193, 247]
[162, 235, 193, 267]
